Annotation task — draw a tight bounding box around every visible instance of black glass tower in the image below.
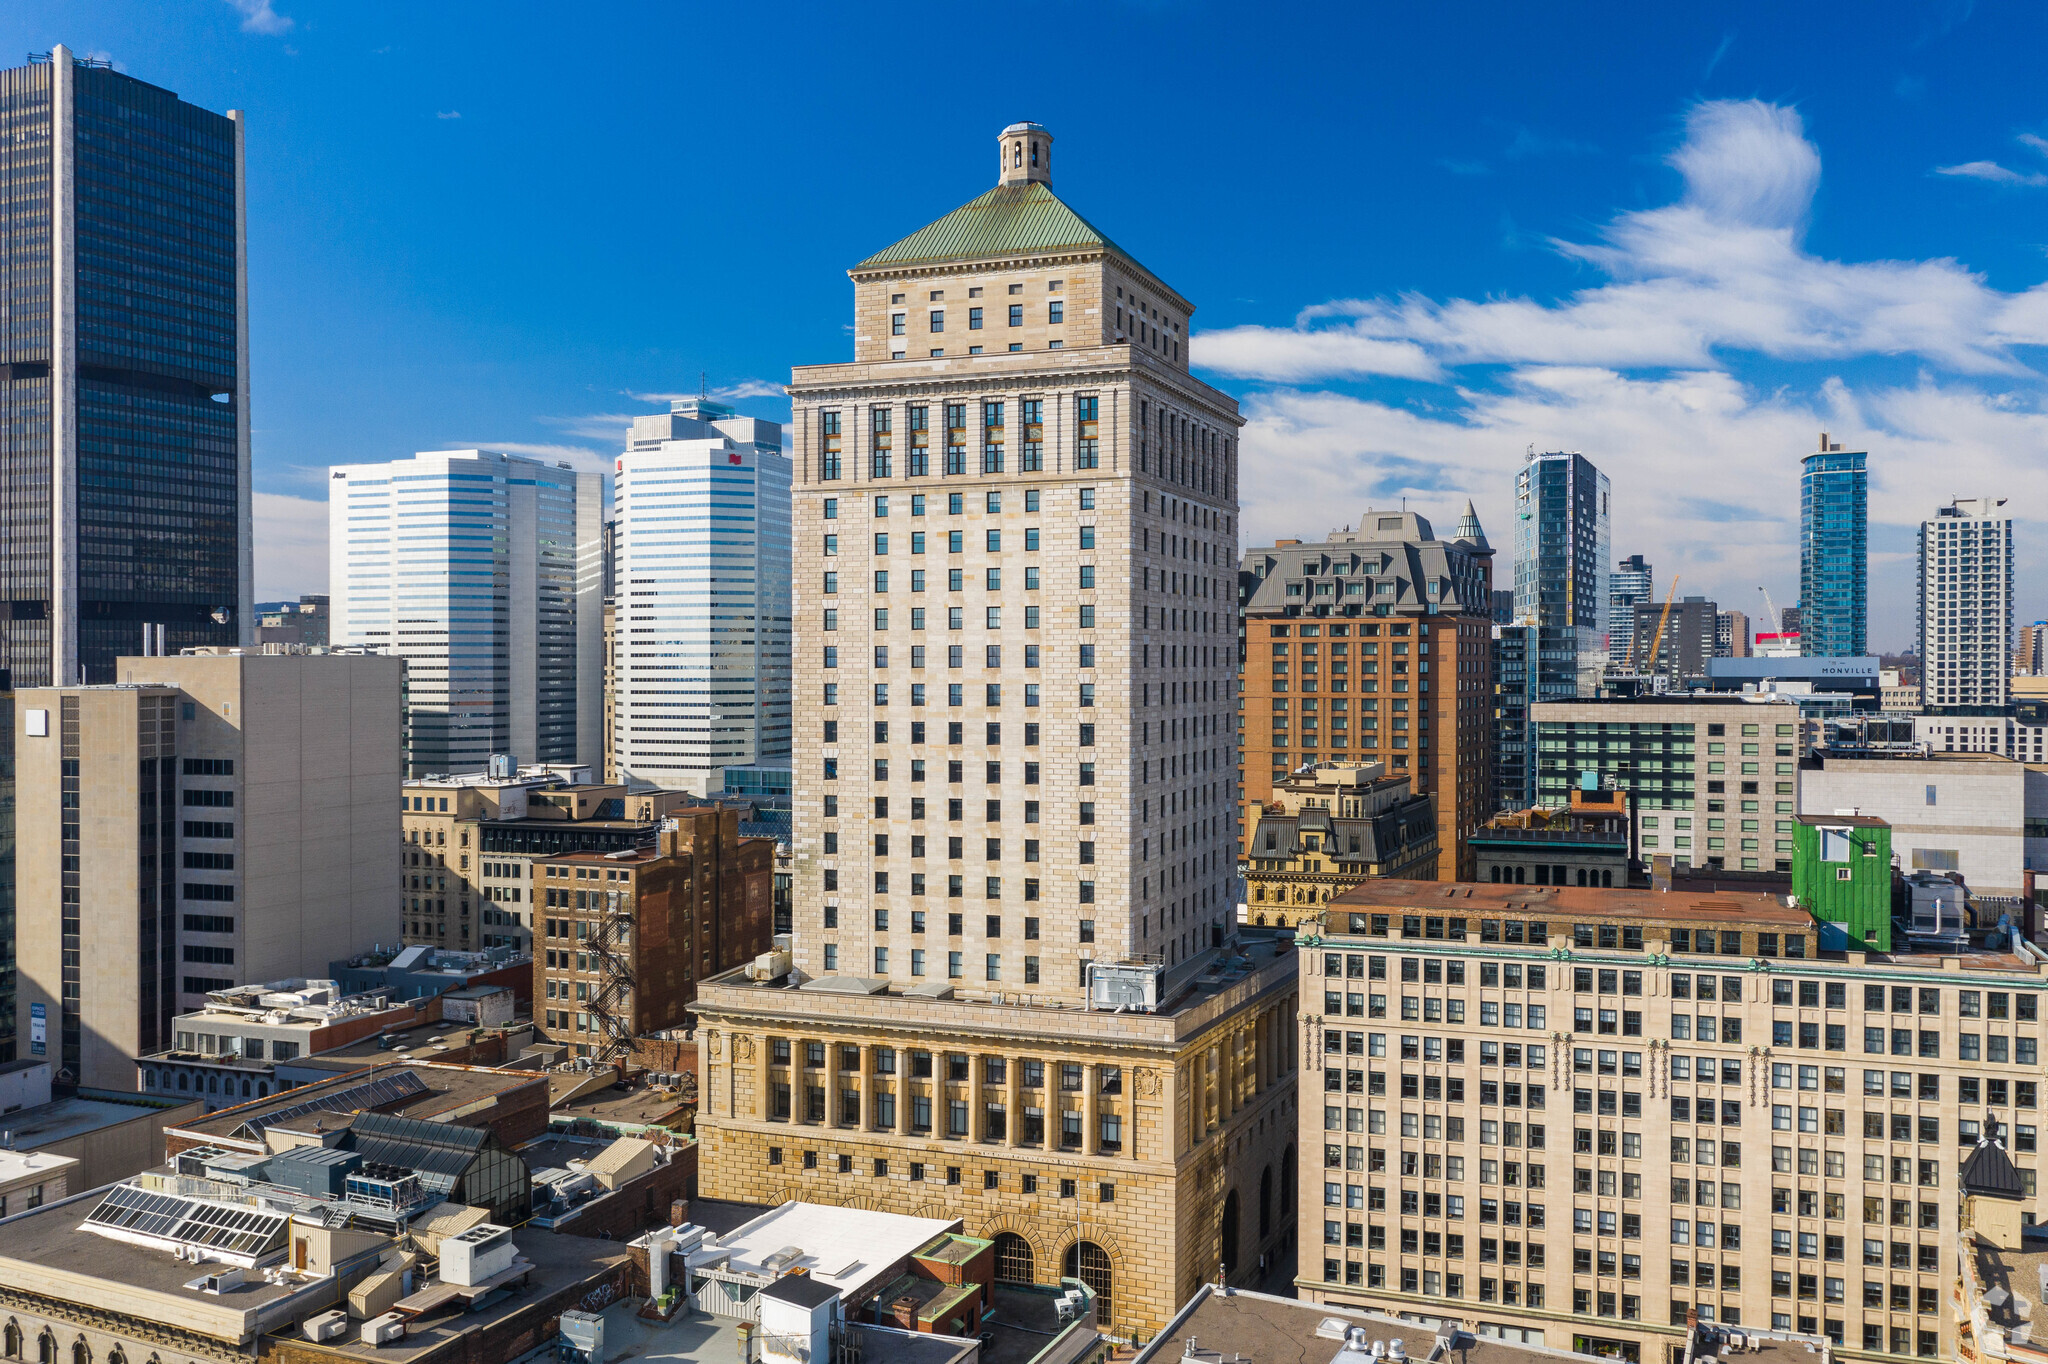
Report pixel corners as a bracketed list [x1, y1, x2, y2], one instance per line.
[0, 45, 249, 688]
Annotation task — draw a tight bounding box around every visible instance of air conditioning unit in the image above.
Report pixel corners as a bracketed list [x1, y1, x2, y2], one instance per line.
[1088, 963, 1165, 1013]
[303, 1311, 348, 1342]
[361, 1313, 407, 1346]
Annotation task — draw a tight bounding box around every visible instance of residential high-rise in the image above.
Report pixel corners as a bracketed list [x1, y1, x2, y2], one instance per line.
[2017, 620, 2048, 677]
[612, 399, 792, 796]
[1239, 507, 1496, 879]
[329, 450, 603, 775]
[15, 649, 401, 1090]
[1606, 554, 1653, 670]
[1512, 451, 1610, 698]
[690, 123, 1299, 1336]
[0, 47, 251, 688]
[1714, 609, 1750, 658]
[1799, 433, 1867, 657]
[1917, 496, 2014, 712]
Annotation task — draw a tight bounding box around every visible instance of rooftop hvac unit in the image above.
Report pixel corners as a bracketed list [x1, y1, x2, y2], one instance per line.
[360, 1313, 407, 1346]
[441, 1223, 516, 1286]
[1089, 963, 1165, 1013]
[558, 1310, 604, 1356]
[747, 949, 793, 981]
[302, 1311, 348, 1342]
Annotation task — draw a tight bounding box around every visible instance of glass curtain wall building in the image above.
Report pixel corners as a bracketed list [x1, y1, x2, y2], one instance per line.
[1606, 553, 1653, 672]
[1799, 435, 1867, 658]
[1511, 450, 1610, 702]
[0, 46, 249, 688]
[612, 400, 792, 795]
[329, 450, 601, 776]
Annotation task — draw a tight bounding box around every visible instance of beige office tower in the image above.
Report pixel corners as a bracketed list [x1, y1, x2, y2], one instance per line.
[1300, 879, 2041, 1362]
[15, 650, 402, 1090]
[692, 123, 1299, 1336]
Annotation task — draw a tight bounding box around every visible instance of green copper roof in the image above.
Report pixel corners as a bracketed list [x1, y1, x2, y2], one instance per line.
[855, 181, 1127, 271]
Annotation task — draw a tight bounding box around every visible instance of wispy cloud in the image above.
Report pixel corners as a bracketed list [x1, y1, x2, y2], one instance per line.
[1703, 31, 1735, 79]
[436, 110, 462, 120]
[1936, 159, 2048, 186]
[254, 492, 326, 599]
[627, 377, 786, 404]
[1437, 158, 1490, 177]
[226, 0, 293, 36]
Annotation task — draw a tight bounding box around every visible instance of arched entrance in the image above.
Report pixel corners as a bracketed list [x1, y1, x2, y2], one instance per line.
[1259, 1165, 1273, 1239]
[1219, 1189, 1241, 1278]
[993, 1231, 1034, 1286]
[1063, 1241, 1112, 1323]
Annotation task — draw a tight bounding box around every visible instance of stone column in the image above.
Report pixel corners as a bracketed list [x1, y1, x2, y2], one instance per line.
[1083, 1063, 1101, 1156]
[855, 1043, 872, 1131]
[1005, 1053, 1021, 1148]
[896, 1055, 912, 1136]
[758, 1034, 776, 1122]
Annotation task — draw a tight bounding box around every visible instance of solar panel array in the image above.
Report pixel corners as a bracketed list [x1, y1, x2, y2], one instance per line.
[232, 1069, 429, 1137]
[84, 1184, 290, 1260]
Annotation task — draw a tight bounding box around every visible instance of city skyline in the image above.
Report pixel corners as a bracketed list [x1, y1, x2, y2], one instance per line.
[4, 5, 2044, 649]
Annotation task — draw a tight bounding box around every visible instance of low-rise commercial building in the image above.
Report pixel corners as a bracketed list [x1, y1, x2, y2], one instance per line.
[138, 979, 424, 1111]
[1471, 788, 1631, 888]
[1800, 748, 2031, 899]
[1243, 762, 1439, 927]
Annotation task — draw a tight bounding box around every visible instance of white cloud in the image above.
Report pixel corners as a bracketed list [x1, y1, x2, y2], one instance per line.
[626, 378, 788, 403]
[254, 491, 326, 600]
[1195, 98, 2048, 649]
[1936, 159, 2048, 186]
[436, 110, 462, 121]
[226, 0, 293, 36]
[1193, 100, 2048, 380]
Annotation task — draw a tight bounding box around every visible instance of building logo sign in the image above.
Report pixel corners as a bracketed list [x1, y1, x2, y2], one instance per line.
[29, 1002, 45, 1055]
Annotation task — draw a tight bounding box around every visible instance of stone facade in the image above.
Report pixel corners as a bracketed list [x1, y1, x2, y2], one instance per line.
[1296, 878, 2046, 1362]
[692, 946, 1298, 1337]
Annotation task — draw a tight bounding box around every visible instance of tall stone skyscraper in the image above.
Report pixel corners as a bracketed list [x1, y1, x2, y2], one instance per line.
[0, 46, 251, 687]
[1512, 450, 1610, 699]
[1918, 497, 2013, 711]
[691, 124, 1299, 1336]
[1800, 432, 1867, 658]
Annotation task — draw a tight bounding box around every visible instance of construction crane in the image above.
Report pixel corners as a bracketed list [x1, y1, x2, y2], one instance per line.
[1641, 575, 1680, 676]
[1758, 585, 1781, 640]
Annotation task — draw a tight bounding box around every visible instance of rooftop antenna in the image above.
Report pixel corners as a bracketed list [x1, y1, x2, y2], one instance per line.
[700, 371, 707, 401]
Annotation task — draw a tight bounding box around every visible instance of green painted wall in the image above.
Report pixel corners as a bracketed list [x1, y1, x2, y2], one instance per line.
[1792, 820, 1892, 952]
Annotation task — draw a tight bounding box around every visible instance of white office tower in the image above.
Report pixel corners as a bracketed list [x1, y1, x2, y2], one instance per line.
[613, 401, 792, 795]
[329, 450, 603, 775]
[1917, 497, 2014, 712]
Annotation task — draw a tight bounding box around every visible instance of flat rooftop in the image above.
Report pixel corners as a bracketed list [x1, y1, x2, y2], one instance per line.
[706, 1201, 959, 1302]
[4, 1092, 186, 1147]
[548, 1071, 694, 1128]
[170, 1062, 542, 1146]
[1136, 1286, 1558, 1364]
[1327, 878, 1813, 927]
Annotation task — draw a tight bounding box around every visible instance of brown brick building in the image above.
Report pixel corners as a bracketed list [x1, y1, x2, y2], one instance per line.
[1238, 506, 1496, 880]
[536, 808, 774, 1059]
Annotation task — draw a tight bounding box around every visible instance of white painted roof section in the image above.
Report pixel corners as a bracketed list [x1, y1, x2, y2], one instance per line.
[711, 1201, 958, 1297]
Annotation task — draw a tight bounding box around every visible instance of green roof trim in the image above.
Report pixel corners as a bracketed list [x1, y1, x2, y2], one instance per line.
[855, 181, 1127, 271]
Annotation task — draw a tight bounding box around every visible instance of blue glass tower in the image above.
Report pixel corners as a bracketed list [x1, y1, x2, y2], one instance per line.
[1800, 435, 1866, 658]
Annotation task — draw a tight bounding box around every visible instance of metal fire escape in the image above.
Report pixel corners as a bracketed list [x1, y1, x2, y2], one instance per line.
[585, 888, 638, 1065]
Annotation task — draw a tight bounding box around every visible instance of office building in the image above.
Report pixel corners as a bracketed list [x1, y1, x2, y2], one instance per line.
[1297, 874, 2032, 1361]
[254, 595, 327, 648]
[1800, 747, 2031, 898]
[613, 399, 793, 796]
[0, 684, 13, 1063]
[1917, 497, 2014, 712]
[1911, 713, 2048, 765]
[1799, 434, 1867, 658]
[14, 649, 401, 1090]
[1715, 610, 1750, 658]
[399, 762, 702, 952]
[0, 47, 251, 688]
[691, 123, 1298, 1337]
[1471, 785, 1631, 888]
[1626, 595, 1717, 679]
[1243, 762, 1439, 926]
[1606, 555, 1653, 671]
[1493, 623, 1536, 813]
[1240, 507, 1496, 879]
[1531, 695, 1803, 874]
[534, 808, 774, 1060]
[329, 449, 603, 776]
[1512, 451, 1610, 699]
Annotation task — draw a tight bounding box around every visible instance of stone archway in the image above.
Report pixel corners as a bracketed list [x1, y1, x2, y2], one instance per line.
[1219, 1189, 1241, 1278]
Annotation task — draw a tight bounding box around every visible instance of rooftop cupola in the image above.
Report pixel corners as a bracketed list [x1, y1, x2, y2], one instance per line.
[998, 122, 1053, 188]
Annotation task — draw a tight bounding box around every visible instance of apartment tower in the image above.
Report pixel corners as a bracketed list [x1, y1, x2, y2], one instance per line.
[329, 450, 603, 775]
[1512, 452, 1610, 700]
[1606, 555, 1653, 672]
[1799, 435, 1868, 659]
[15, 650, 401, 1090]
[0, 47, 251, 688]
[1917, 497, 2014, 713]
[691, 123, 1299, 1336]
[613, 400, 793, 795]
[1238, 507, 1496, 879]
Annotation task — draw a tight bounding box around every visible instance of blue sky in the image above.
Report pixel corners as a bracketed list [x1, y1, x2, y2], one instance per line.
[15, 0, 2048, 649]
